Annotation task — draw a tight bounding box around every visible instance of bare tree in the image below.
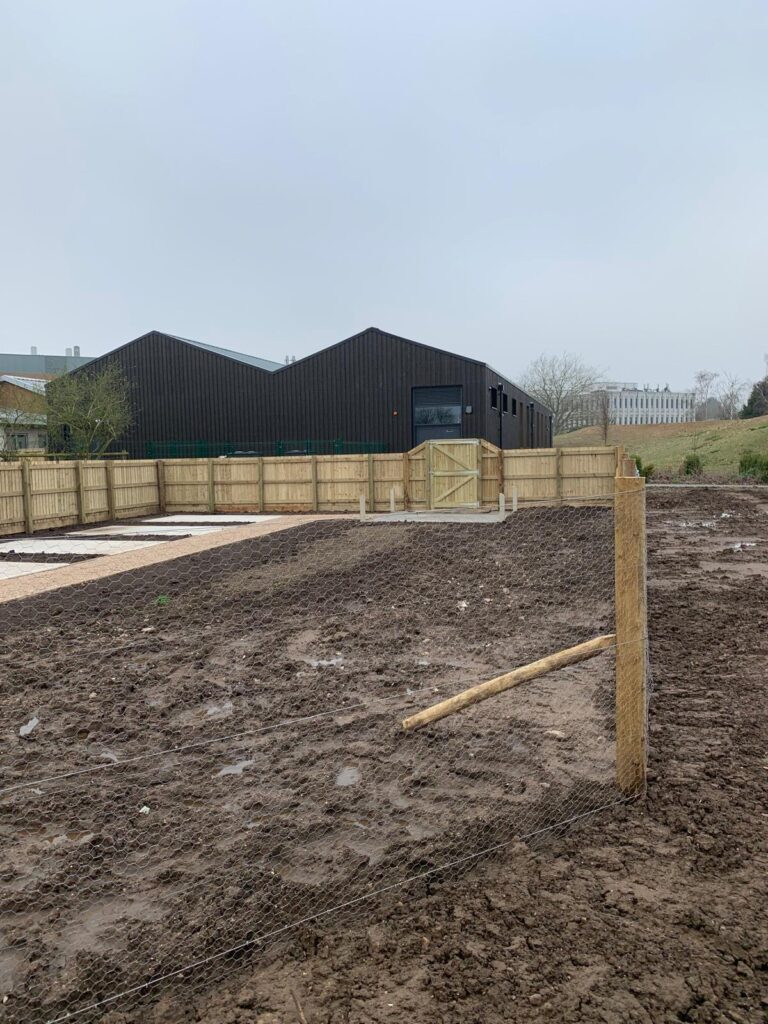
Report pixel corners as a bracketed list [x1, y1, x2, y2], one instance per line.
[46, 365, 132, 455]
[520, 354, 601, 435]
[717, 373, 747, 420]
[593, 388, 614, 444]
[693, 370, 720, 420]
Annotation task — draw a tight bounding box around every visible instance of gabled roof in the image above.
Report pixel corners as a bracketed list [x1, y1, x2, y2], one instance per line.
[167, 335, 283, 372]
[0, 375, 47, 395]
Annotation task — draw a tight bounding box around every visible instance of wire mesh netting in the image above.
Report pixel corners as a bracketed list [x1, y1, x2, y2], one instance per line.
[0, 496, 647, 1022]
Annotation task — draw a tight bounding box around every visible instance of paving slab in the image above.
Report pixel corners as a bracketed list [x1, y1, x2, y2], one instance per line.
[0, 561, 67, 580]
[0, 538, 165, 556]
[72, 524, 220, 537]
[144, 514, 282, 524]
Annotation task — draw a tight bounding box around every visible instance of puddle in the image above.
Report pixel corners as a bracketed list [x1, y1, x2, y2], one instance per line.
[217, 760, 254, 777]
[335, 766, 361, 787]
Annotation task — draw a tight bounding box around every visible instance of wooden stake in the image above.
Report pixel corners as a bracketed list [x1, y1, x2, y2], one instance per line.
[498, 491, 505, 521]
[368, 453, 375, 513]
[402, 634, 616, 732]
[359, 494, 366, 521]
[258, 456, 265, 513]
[511, 483, 518, 513]
[614, 475, 647, 795]
[402, 451, 409, 510]
[20, 458, 34, 534]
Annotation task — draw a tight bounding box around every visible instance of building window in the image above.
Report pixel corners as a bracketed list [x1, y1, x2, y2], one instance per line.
[502, 392, 508, 414]
[412, 386, 463, 445]
[511, 397, 517, 415]
[490, 387, 498, 410]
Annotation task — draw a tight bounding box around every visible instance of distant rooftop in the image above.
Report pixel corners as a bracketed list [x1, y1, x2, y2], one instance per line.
[0, 375, 47, 395]
[168, 334, 283, 372]
[0, 348, 93, 376]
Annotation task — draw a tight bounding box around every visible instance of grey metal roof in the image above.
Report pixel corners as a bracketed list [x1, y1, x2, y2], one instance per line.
[167, 335, 282, 372]
[0, 375, 47, 395]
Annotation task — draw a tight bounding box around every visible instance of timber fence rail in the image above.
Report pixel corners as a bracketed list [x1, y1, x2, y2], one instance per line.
[0, 463, 648, 1023]
[0, 444, 621, 536]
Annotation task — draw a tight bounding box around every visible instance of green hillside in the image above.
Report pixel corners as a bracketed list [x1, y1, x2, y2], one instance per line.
[555, 415, 768, 473]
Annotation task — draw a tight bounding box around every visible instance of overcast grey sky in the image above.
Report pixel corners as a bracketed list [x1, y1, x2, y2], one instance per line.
[1, 1, 766, 389]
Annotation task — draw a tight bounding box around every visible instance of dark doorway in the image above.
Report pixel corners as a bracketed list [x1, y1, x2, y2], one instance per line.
[412, 386, 463, 446]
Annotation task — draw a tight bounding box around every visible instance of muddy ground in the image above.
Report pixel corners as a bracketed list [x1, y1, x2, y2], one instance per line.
[1, 490, 767, 1022]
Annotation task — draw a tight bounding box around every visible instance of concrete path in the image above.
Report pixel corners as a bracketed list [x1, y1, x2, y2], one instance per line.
[0, 537, 165, 555]
[0, 561, 68, 580]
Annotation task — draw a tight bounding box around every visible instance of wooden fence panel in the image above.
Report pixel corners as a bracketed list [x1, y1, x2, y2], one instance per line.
[372, 453, 406, 511]
[560, 447, 617, 500]
[163, 459, 210, 511]
[405, 443, 428, 509]
[80, 461, 110, 521]
[29, 462, 79, 531]
[113, 461, 160, 518]
[213, 458, 261, 511]
[263, 456, 314, 511]
[502, 450, 559, 503]
[316, 454, 368, 511]
[0, 463, 24, 536]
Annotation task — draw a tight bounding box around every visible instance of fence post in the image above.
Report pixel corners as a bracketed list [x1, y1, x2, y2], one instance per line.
[105, 460, 116, 521]
[367, 453, 375, 513]
[402, 451, 409, 511]
[207, 458, 215, 514]
[20, 458, 34, 534]
[258, 456, 265, 513]
[426, 443, 433, 509]
[556, 447, 563, 501]
[310, 455, 318, 511]
[614, 474, 647, 796]
[75, 461, 86, 525]
[497, 448, 504, 503]
[157, 460, 166, 513]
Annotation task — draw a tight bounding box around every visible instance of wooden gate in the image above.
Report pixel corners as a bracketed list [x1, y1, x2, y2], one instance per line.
[427, 439, 481, 508]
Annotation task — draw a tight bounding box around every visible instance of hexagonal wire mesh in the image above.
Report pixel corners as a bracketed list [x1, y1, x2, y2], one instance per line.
[0, 492, 648, 1022]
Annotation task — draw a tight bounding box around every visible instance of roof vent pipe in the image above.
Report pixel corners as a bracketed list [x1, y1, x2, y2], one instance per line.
[65, 348, 73, 357]
[73, 345, 80, 357]
[30, 345, 37, 355]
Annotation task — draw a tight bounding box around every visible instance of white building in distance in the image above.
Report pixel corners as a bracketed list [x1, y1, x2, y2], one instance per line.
[573, 382, 696, 429]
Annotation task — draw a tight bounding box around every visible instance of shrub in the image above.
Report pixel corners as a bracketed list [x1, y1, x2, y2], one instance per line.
[633, 455, 655, 479]
[738, 451, 768, 482]
[683, 453, 703, 476]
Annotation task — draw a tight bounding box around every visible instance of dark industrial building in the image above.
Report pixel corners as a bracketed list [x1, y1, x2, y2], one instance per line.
[74, 327, 553, 457]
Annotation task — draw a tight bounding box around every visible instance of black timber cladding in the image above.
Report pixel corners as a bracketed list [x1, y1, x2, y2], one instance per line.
[75, 327, 553, 456]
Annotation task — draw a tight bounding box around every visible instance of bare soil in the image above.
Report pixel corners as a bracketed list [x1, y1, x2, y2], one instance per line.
[1, 490, 767, 1023]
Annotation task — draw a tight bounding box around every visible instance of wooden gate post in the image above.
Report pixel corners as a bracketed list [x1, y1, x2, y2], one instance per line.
[614, 474, 647, 795]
